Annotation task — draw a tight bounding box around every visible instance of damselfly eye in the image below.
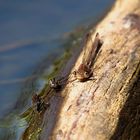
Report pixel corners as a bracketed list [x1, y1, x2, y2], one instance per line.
[84, 71, 89, 78]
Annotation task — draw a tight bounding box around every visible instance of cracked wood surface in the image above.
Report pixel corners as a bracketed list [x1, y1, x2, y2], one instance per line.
[42, 0, 140, 140]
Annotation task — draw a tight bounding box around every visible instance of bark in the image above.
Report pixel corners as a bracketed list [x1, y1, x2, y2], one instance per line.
[41, 0, 140, 140]
[46, 0, 140, 140]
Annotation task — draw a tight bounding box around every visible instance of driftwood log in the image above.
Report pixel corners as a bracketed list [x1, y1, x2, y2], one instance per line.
[39, 0, 140, 140]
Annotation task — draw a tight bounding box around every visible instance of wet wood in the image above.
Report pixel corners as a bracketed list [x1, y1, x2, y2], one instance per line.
[49, 0, 140, 140]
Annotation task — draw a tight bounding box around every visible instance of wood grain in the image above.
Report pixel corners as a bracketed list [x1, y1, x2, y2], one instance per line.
[49, 0, 140, 140]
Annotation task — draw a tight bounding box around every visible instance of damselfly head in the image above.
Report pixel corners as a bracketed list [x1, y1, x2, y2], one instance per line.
[49, 78, 61, 90]
[74, 64, 92, 82]
[32, 93, 40, 104]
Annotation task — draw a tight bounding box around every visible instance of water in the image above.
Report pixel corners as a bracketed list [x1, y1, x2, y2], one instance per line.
[0, 0, 115, 139]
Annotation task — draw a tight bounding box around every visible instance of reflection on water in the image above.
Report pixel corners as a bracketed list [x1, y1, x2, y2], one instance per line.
[0, 0, 114, 139]
[0, 39, 62, 117]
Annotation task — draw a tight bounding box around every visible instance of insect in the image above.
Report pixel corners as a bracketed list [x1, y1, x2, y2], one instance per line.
[49, 75, 69, 91]
[72, 32, 103, 82]
[32, 93, 49, 113]
[49, 78, 62, 90]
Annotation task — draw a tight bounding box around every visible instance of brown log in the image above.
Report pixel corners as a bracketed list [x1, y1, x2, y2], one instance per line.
[40, 0, 140, 140]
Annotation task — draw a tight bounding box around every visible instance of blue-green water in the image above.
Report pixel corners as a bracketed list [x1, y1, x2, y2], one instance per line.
[0, 0, 114, 139]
